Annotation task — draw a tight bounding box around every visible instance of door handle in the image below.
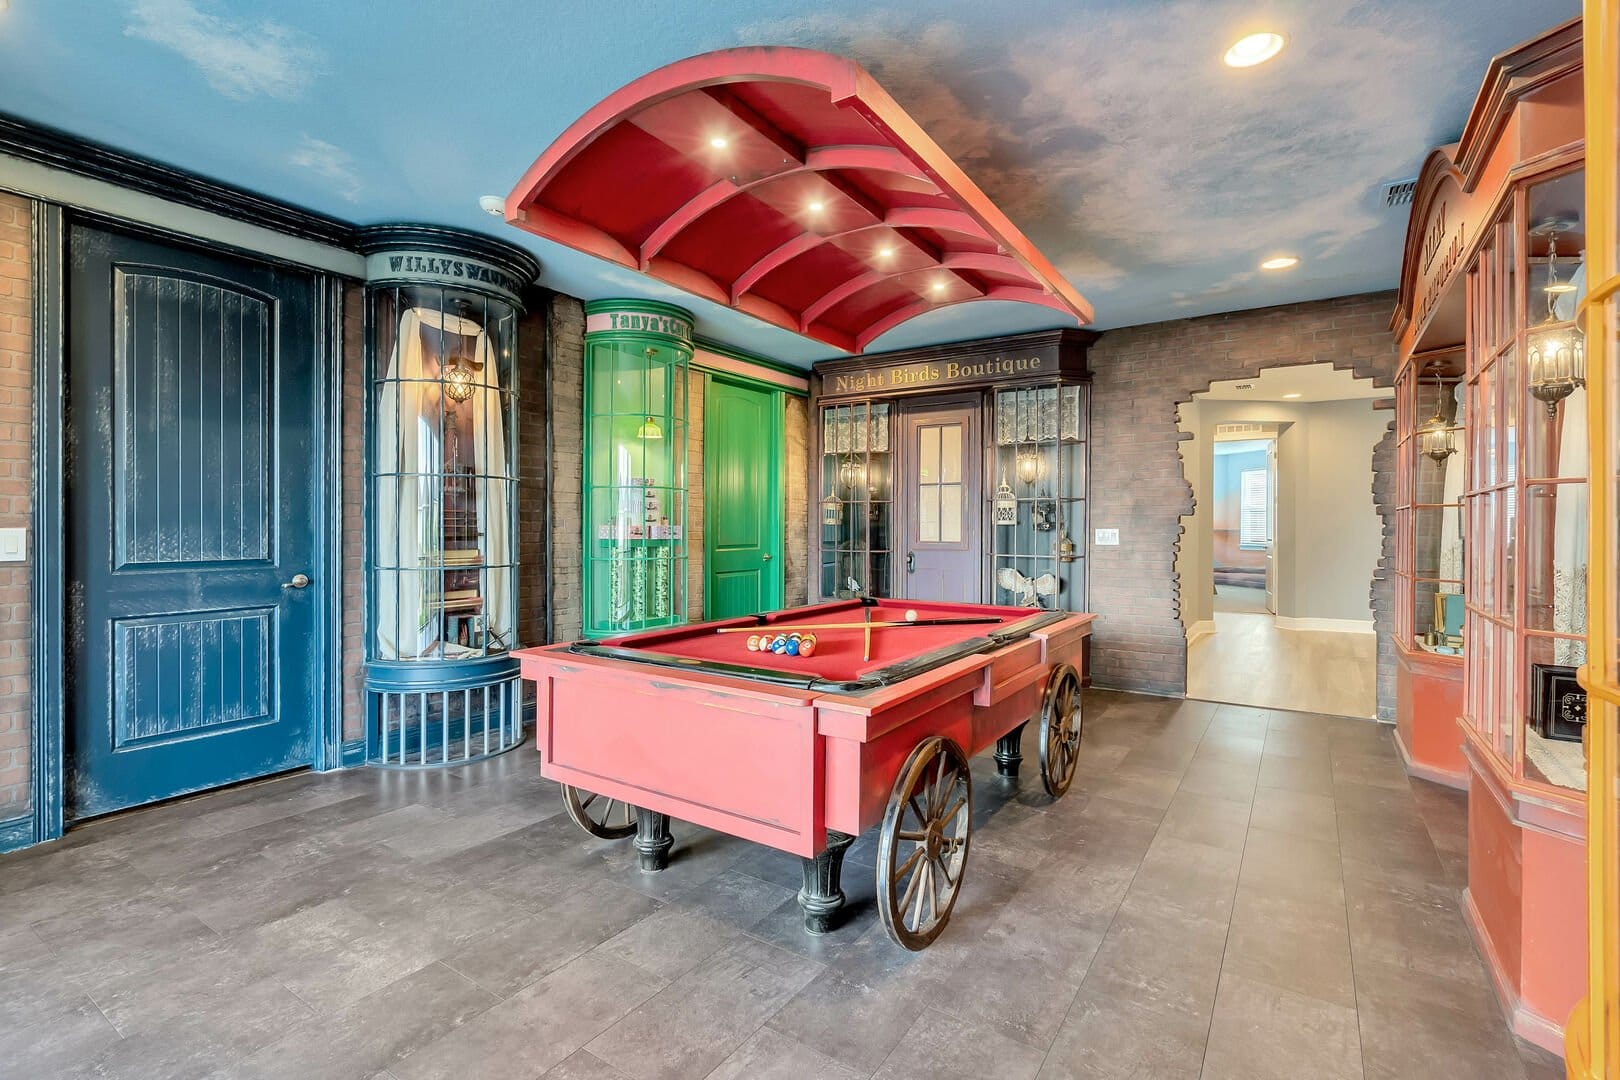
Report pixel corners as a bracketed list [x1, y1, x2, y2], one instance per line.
[284, 573, 311, 589]
[906, 552, 915, 574]
[763, 553, 772, 561]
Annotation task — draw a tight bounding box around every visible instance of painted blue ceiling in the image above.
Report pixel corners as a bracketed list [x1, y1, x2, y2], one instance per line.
[0, 0, 1580, 365]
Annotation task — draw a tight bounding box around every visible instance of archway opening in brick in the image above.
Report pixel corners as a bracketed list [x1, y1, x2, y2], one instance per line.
[1177, 363, 1393, 719]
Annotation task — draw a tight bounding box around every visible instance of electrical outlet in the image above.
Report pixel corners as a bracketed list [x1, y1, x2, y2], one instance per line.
[1094, 528, 1119, 546]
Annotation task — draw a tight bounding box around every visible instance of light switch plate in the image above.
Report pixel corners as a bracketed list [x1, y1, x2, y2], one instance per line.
[0, 528, 26, 562]
[1094, 528, 1119, 546]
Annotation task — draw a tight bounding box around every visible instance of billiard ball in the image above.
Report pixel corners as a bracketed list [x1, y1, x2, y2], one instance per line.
[798, 638, 816, 657]
[746, 634, 761, 651]
[905, 609, 919, 622]
[785, 639, 800, 656]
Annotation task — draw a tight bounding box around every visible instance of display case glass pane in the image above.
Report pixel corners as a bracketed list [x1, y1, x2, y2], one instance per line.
[371, 285, 517, 661]
[583, 326, 690, 636]
[819, 401, 893, 598]
[989, 385, 1088, 611]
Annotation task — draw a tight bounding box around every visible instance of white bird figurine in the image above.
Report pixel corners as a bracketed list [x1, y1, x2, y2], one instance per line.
[997, 567, 1060, 608]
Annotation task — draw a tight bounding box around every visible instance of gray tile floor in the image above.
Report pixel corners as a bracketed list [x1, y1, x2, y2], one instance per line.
[0, 692, 1567, 1079]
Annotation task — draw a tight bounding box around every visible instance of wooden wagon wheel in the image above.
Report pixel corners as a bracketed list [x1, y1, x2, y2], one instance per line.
[560, 784, 637, 839]
[1038, 663, 1084, 798]
[876, 736, 972, 950]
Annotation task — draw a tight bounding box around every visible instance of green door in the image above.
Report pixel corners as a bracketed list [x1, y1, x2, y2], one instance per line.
[705, 377, 783, 618]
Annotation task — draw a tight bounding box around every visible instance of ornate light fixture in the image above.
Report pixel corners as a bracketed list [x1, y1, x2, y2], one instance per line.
[636, 347, 664, 439]
[1015, 445, 1044, 487]
[1416, 360, 1456, 463]
[1526, 223, 1585, 418]
[442, 356, 476, 404]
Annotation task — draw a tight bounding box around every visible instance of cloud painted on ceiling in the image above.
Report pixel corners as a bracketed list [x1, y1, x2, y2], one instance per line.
[0, 0, 1581, 363]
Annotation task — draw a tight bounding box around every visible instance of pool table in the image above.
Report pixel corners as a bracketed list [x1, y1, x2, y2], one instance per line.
[515, 597, 1092, 949]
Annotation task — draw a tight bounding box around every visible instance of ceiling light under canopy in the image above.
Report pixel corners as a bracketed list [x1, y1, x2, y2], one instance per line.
[1225, 32, 1286, 68]
[1260, 255, 1299, 271]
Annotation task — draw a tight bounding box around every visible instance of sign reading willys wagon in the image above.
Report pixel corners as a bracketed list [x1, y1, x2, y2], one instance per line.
[364, 251, 527, 305]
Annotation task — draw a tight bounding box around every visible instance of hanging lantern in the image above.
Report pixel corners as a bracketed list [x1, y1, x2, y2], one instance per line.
[1526, 228, 1586, 418]
[822, 492, 842, 526]
[637, 346, 664, 438]
[442, 356, 476, 404]
[993, 471, 1018, 526]
[1056, 528, 1076, 563]
[1015, 446, 1043, 487]
[1415, 359, 1456, 463]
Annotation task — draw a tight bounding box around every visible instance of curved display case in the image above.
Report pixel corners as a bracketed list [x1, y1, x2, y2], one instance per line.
[360, 225, 540, 766]
[583, 300, 692, 637]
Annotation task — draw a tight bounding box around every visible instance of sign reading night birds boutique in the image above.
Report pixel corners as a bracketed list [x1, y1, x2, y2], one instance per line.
[814, 328, 1094, 400]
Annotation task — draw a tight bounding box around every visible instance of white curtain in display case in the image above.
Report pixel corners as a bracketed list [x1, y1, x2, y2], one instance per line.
[1439, 384, 1467, 590]
[1552, 265, 1588, 666]
[375, 307, 511, 659]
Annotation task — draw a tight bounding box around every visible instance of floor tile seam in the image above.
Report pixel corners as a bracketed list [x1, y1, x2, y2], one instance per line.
[1030, 776, 1164, 1078]
[1195, 745, 1259, 1078]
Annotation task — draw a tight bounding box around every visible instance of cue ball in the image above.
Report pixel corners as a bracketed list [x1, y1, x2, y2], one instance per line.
[905, 609, 919, 622]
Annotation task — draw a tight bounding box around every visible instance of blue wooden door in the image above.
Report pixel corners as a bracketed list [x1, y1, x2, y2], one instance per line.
[65, 226, 321, 820]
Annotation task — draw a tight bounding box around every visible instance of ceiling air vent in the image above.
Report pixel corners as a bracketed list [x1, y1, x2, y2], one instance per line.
[1216, 422, 1268, 436]
[1232, 384, 1254, 391]
[1382, 178, 1418, 208]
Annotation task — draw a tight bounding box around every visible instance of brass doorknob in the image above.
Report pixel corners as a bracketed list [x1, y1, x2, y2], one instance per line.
[284, 573, 311, 589]
[763, 553, 772, 560]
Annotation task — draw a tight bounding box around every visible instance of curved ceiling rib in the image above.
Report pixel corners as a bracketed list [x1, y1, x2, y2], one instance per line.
[506, 46, 1091, 352]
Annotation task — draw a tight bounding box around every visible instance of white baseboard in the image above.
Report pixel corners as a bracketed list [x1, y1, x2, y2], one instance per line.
[1185, 619, 1216, 642]
[1273, 615, 1375, 634]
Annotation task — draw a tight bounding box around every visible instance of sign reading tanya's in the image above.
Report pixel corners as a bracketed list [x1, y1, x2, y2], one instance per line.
[584, 304, 694, 346]
[364, 250, 527, 305]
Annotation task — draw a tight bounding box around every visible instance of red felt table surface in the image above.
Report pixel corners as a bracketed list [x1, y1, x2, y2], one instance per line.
[607, 599, 1040, 682]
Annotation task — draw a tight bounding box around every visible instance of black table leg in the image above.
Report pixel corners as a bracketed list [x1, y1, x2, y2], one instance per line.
[634, 808, 673, 872]
[994, 721, 1027, 778]
[798, 830, 855, 934]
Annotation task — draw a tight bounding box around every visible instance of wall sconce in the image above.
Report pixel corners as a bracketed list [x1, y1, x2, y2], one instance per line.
[1527, 226, 1585, 418]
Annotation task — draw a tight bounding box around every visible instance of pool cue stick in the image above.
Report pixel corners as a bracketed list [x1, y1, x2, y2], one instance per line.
[863, 609, 872, 662]
[713, 617, 1003, 634]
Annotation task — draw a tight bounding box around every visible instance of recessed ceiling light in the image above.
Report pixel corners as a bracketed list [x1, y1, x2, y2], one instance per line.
[1282, 392, 1302, 399]
[709, 135, 729, 149]
[877, 245, 895, 258]
[477, 195, 505, 217]
[808, 200, 826, 213]
[1260, 255, 1299, 271]
[1224, 32, 1285, 68]
[931, 279, 947, 294]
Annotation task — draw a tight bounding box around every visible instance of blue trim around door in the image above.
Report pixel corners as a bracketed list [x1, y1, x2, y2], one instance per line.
[21, 202, 347, 849]
[30, 200, 64, 846]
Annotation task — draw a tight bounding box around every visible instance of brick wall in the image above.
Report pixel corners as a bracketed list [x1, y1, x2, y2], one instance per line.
[516, 303, 548, 649]
[548, 294, 585, 641]
[0, 194, 30, 817]
[784, 395, 809, 606]
[1086, 292, 1400, 717]
[340, 284, 366, 743]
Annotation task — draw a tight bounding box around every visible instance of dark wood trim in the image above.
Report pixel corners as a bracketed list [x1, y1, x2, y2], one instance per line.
[813, 327, 1095, 402]
[29, 199, 65, 845]
[315, 275, 346, 771]
[354, 223, 541, 295]
[0, 111, 358, 248]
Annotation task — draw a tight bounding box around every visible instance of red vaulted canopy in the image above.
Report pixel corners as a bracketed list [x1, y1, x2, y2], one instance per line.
[505, 47, 1092, 353]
